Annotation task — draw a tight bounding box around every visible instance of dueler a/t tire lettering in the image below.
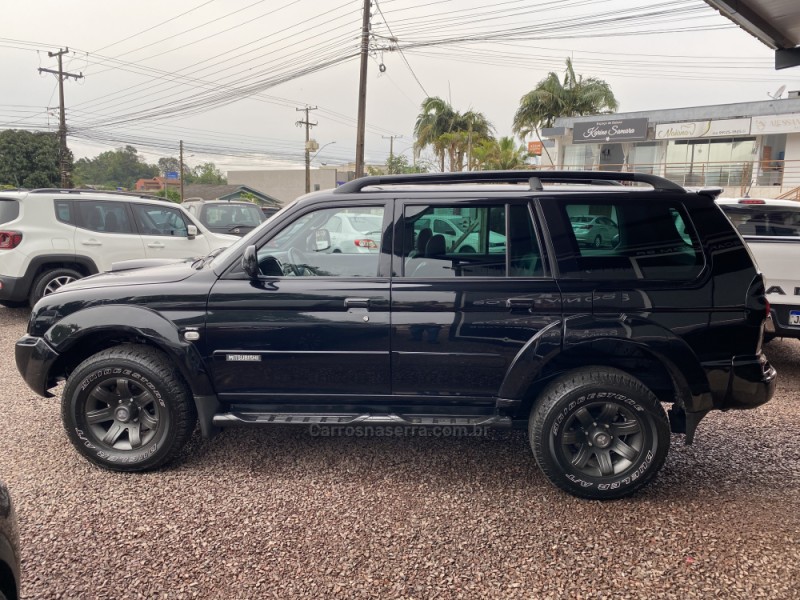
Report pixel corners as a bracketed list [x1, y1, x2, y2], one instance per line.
[530, 367, 670, 500]
[61, 345, 196, 472]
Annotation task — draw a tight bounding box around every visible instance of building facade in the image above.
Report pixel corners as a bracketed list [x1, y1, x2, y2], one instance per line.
[543, 96, 800, 198]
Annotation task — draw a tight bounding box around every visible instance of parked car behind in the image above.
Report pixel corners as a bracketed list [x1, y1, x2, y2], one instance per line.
[181, 200, 265, 237]
[0, 479, 20, 600]
[324, 211, 384, 253]
[569, 214, 619, 248]
[716, 197, 800, 340]
[0, 189, 237, 307]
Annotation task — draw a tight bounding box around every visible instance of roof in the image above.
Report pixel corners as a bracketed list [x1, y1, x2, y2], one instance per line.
[703, 1, 800, 68]
[552, 97, 800, 129]
[180, 184, 281, 206]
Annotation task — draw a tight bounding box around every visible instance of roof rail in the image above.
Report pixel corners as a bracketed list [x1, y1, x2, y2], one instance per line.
[333, 170, 686, 194]
[29, 188, 169, 201]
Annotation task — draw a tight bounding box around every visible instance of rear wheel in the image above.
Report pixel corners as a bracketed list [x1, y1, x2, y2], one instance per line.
[29, 268, 82, 306]
[529, 367, 670, 500]
[61, 345, 196, 471]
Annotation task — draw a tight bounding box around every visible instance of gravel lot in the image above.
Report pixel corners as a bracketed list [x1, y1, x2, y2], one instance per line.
[1, 304, 798, 599]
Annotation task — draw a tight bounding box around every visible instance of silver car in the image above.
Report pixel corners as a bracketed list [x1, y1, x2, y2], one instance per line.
[570, 215, 618, 248]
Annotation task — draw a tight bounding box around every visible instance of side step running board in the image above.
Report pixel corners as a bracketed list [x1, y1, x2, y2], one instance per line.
[212, 412, 512, 428]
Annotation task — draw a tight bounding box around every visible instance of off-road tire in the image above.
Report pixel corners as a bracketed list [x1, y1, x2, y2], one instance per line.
[530, 367, 670, 500]
[61, 345, 196, 472]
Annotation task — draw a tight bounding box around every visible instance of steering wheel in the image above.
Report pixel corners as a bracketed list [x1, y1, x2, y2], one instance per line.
[287, 247, 309, 276]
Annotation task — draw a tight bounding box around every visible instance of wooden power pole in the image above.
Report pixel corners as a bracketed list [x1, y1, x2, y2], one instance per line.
[355, 0, 371, 178]
[38, 48, 83, 188]
[296, 106, 318, 193]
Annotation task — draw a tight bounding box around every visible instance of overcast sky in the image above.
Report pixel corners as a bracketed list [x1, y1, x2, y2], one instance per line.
[1, 0, 794, 173]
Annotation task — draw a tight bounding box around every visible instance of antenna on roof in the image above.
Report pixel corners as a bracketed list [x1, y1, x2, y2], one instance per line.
[768, 85, 786, 100]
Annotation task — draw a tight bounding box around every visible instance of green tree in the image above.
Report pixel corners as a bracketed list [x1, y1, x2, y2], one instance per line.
[0, 130, 67, 188]
[513, 58, 618, 163]
[157, 157, 181, 177]
[187, 162, 226, 185]
[73, 145, 158, 189]
[472, 136, 529, 171]
[386, 154, 428, 174]
[413, 97, 494, 172]
[155, 188, 181, 203]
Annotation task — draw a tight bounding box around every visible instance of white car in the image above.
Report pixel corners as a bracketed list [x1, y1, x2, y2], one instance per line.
[415, 214, 506, 254]
[323, 212, 384, 253]
[716, 197, 800, 339]
[0, 189, 237, 307]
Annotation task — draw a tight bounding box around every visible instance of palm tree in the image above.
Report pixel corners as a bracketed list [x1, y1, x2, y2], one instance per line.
[414, 97, 494, 172]
[471, 136, 529, 171]
[513, 58, 618, 163]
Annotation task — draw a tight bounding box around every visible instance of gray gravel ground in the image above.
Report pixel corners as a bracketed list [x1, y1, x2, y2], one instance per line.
[1, 304, 799, 599]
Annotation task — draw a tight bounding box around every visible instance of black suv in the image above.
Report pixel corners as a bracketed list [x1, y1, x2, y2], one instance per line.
[15, 171, 776, 499]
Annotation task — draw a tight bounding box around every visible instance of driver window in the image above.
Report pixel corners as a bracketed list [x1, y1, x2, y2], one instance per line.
[257, 206, 385, 277]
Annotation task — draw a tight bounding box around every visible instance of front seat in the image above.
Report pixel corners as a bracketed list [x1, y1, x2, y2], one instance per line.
[412, 234, 452, 277]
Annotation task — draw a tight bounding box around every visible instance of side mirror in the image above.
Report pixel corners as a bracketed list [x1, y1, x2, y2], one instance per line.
[187, 224, 198, 240]
[242, 245, 259, 279]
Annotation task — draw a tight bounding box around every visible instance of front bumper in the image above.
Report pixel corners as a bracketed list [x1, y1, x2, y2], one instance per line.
[15, 335, 60, 397]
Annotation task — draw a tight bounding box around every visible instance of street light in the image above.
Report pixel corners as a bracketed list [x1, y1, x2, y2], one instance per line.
[311, 141, 336, 163]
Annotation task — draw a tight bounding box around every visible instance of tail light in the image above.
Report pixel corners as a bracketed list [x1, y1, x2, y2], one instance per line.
[0, 231, 22, 249]
[738, 199, 766, 205]
[354, 239, 378, 250]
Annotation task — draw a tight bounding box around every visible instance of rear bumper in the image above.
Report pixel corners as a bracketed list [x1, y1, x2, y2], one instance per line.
[767, 305, 800, 339]
[0, 275, 29, 303]
[15, 335, 59, 397]
[723, 353, 777, 410]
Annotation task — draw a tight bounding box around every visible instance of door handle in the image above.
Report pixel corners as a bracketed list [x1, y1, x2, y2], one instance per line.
[81, 240, 102, 246]
[506, 297, 534, 309]
[147, 242, 166, 248]
[344, 298, 370, 309]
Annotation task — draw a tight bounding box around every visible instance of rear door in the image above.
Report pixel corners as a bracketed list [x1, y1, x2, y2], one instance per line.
[390, 198, 562, 401]
[73, 200, 144, 271]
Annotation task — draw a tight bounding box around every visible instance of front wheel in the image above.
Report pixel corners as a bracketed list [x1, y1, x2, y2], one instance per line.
[529, 367, 670, 500]
[593, 235, 602, 248]
[61, 345, 197, 471]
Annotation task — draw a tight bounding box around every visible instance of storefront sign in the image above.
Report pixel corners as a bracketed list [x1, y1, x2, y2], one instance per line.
[752, 113, 800, 134]
[572, 118, 648, 144]
[527, 141, 543, 155]
[655, 118, 751, 139]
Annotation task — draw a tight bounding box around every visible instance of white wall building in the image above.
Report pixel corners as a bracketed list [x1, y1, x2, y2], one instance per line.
[543, 96, 800, 199]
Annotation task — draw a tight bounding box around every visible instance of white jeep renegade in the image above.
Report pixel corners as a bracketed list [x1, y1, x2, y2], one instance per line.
[0, 188, 238, 307]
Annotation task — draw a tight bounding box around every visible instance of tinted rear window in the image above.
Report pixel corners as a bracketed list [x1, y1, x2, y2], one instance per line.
[719, 205, 800, 237]
[551, 199, 703, 281]
[0, 199, 20, 225]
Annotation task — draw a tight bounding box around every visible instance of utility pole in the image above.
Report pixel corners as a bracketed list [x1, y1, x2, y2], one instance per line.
[179, 140, 185, 202]
[382, 134, 403, 173]
[296, 106, 318, 193]
[355, 0, 371, 179]
[38, 48, 83, 188]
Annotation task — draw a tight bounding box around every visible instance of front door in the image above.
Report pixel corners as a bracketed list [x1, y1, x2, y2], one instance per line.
[204, 202, 391, 403]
